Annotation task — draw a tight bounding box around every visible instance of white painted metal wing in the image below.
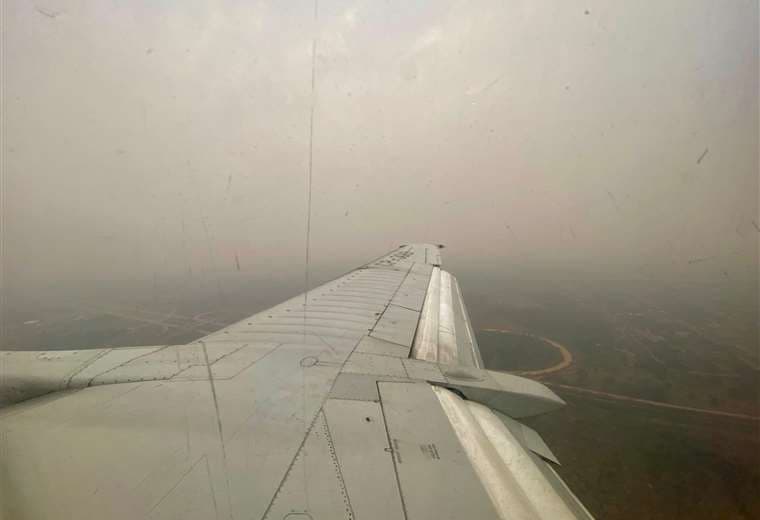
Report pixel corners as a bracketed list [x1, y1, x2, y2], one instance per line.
[0, 244, 593, 520]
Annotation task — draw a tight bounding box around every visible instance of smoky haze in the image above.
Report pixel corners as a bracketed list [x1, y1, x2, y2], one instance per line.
[2, 0, 758, 292]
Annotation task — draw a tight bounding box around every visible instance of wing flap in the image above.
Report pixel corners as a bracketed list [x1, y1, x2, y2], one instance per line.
[378, 381, 502, 519]
[433, 385, 593, 519]
[411, 268, 485, 368]
[0, 244, 594, 519]
[323, 399, 405, 520]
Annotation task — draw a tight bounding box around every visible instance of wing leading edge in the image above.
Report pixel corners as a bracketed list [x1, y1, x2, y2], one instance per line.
[0, 244, 593, 519]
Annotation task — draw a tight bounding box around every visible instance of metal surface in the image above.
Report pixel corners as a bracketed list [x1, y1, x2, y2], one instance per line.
[170, 343, 279, 381]
[499, 413, 561, 465]
[401, 357, 447, 383]
[410, 268, 485, 368]
[369, 304, 420, 348]
[0, 244, 592, 519]
[441, 366, 566, 418]
[433, 386, 587, 520]
[343, 352, 407, 378]
[70, 346, 163, 386]
[0, 348, 105, 407]
[388, 264, 432, 311]
[323, 399, 405, 520]
[378, 381, 501, 520]
[433, 385, 539, 520]
[329, 373, 408, 402]
[451, 274, 484, 367]
[263, 411, 355, 520]
[353, 335, 409, 357]
[468, 399, 587, 519]
[410, 266, 441, 362]
[438, 270, 459, 365]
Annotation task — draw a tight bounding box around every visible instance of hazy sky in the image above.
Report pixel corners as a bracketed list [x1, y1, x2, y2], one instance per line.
[2, 0, 758, 288]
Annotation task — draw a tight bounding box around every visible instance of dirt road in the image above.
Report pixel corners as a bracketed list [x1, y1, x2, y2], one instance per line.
[547, 382, 760, 421]
[481, 327, 759, 421]
[482, 327, 573, 376]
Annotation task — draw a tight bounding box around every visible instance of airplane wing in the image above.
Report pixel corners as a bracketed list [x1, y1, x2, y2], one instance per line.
[0, 244, 594, 519]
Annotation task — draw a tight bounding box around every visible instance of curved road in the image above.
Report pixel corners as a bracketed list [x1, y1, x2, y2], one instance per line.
[481, 327, 759, 421]
[482, 328, 573, 376]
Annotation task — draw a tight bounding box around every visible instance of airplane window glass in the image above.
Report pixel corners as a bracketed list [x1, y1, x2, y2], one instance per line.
[1, 2, 757, 519]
